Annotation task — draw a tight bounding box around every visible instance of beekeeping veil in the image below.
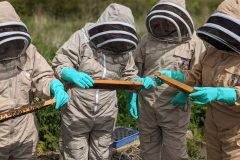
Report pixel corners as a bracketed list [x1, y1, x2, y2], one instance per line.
[146, 0, 194, 42]
[0, 1, 31, 61]
[87, 3, 138, 54]
[197, 0, 240, 54]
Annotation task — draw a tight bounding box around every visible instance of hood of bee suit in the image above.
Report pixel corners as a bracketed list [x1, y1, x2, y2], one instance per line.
[197, 0, 240, 54]
[87, 3, 138, 54]
[146, 0, 194, 42]
[0, 1, 31, 61]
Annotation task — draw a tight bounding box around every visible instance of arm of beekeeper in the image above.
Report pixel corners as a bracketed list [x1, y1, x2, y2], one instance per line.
[189, 33, 207, 69]
[123, 51, 142, 120]
[29, 45, 55, 99]
[156, 49, 207, 87]
[52, 31, 81, 80]
[121, 34, 148, 80]
[180, 32, 207, 86]
[133, 36, 146, 77]
[171, 33, 207, 106]
[121, 52, 139, 81]
[181, 48, 207, 87]
[121, 51, 154, 90]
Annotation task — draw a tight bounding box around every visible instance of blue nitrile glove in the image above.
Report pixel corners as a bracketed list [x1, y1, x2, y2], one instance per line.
[61, 67, 94, 89]
[171, 92, 189, 106]
[133, 76, 155, 90]
[154, 70, 185, 86]
[128, 92, 138, 120]
[50, 79, 69, 109]
[189, 87, 237, 105]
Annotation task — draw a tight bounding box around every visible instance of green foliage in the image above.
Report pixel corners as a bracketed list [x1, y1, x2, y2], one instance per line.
[10, 0, 222, 28]
[36, 107, 61, 152]
[187, 104, 207, 159]
[22, 15, 85, 62]
[187, 140, 206, 160]
[9, 0, 154, 19]
[116, 91, 137, 129]
[190, 105, 207, 130]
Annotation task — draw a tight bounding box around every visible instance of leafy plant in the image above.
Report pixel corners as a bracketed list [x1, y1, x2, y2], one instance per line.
[36, 107, 61, 152]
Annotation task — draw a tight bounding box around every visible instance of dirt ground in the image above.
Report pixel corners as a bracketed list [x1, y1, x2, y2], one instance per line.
[37, 140, 206, 160]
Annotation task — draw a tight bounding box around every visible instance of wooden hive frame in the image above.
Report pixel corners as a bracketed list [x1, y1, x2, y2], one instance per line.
[154, 72, 194, 94]
[0, 80, 143, 122]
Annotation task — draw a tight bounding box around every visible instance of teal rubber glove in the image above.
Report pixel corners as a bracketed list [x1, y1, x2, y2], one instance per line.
[154, 70, 185, 86]
[128, 92, 138, 120]
[61, 67, 94, 89]
[189, 87, 237, 105]
[50, 79, 69, 109]
[171, 92, 189, 106]
[133, 76, 155, 90]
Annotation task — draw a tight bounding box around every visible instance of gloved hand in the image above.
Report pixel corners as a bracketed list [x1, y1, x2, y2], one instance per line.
[133, 76, 154, 90]
[189, 87, 237, 105]
[61, 67, 94, 89]
[154, 70, 185, 86]
[128, 92, 138, 120]
[171, 92, 189, 106]
[50, 79, 69, 109]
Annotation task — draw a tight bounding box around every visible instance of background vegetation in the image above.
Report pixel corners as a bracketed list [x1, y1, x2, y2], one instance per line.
[7, 0, 222, 159]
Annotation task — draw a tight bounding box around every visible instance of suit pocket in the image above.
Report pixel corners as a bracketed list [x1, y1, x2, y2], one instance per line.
[17, 70, 32, 104]
[173, 46, 192, 70]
